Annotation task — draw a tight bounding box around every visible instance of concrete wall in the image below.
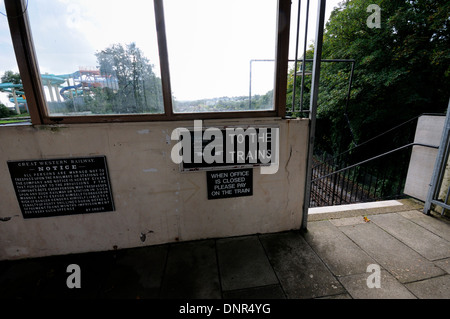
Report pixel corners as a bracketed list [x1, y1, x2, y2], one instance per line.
[404, 115, 445, 201]
[0, 118, 308, 260]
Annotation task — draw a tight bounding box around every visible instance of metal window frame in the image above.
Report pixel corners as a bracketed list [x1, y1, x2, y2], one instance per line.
[4, 0, 291, 125]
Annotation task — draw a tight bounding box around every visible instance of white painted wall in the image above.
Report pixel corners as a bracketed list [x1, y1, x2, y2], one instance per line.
[0, 118, 308, 260]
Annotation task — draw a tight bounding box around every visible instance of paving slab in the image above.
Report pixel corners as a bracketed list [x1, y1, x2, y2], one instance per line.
[259, 231, 345, 299]
[399, 210, 450, 242]
[329, 216, 368, 227]
[159, 240, 221, 299]
[216, 236, 278, 292]
[317, 293, 352, 299]
[369, 213, 450, 261]
[405, 274, 450, 299]
[435, 258, 450, 274]
[338, 270, 416, 299]
[101, 245, 167, 298]
[222, 284, 286, 299]
[303, 220, 377, 277]
[339, 222, 445, 283]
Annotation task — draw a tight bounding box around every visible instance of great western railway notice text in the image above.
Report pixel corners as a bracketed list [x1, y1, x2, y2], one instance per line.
[7, 156, 114, 218]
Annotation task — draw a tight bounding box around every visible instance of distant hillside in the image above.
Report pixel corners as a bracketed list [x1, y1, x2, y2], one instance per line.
[174, 91, 274, 113]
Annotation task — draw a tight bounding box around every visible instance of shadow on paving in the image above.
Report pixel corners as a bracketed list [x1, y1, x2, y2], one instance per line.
[1, 202, 449, 299]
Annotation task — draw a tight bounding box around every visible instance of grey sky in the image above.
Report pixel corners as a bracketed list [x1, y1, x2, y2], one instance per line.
[0, 0, 342, 106]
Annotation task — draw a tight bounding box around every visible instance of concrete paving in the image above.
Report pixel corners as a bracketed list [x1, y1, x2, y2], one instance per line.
[0, 199, 449, 299]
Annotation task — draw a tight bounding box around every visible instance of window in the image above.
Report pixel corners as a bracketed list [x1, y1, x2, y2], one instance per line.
[4, 0, 291, 124]
[27, 0, 164, 116]
[164, 0, 277, 113]
[0, 1, 30, 123]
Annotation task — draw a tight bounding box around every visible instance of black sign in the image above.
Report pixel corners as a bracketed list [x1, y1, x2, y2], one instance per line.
[7, 156, 115, 219]
[207, 168, 253, 200]
[181, 127, 276, 171]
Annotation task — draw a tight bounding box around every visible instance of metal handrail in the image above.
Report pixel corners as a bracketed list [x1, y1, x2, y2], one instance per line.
[312, 113, 445, 169]
[312, 142, 439, 183]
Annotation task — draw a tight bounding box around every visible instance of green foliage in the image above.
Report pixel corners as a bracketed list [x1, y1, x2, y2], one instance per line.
[174, 91, 274, 113]
[93, 42, 164, 114]
[0, 103, 16, 117]
[288, 0, 450, 156]
[1, 71, 21, 84]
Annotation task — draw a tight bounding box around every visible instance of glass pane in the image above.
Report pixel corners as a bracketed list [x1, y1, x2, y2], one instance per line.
[27, 0, 164, 116]
[165, 0, 277, 113]
[0, 2, 30, 124]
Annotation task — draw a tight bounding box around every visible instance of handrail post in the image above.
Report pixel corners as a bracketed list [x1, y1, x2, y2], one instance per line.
[301, 0, 326, 231]
[424, 100, 450, 215]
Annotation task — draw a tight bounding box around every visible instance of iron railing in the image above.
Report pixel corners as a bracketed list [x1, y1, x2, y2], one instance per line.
[310, 142, 439, 208]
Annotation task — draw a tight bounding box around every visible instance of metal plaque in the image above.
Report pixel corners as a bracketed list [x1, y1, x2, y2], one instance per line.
[7, 156, 115, 218]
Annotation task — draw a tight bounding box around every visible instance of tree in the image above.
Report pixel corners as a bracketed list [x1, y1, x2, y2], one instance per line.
[1, 70, 24, 115]
[288, 0, 450, 157]
[1, 71, 21, 84]
[0, 103, 16, 117]
[95, 43, 163, 114]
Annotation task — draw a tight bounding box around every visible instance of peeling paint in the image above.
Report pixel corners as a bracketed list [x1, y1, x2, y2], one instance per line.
[143, 168, 158, 173]
[36, 125, 67, 132]
[162, 129, 171, 145]
[137, 129, 150, 135]
[140, 230, 154, 242]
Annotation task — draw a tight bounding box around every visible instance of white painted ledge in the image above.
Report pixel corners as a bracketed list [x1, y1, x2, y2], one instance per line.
[308, 200, 403, 215]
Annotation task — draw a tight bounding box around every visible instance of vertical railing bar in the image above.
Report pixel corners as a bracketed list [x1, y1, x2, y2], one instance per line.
[367, 167, 374, 200]
[362, 167, 369, 201]
[299, 0, 310, 113]
[345, 169, 351, 203]
[351, 167, 357, 203]
[341, 170, 348, 203]
[374, 173, 379, 200]
[291, 0, 302, 113]
[354, 168, 359, 202]
[379, 165, 387, 199]
[331, 158, 339, 205]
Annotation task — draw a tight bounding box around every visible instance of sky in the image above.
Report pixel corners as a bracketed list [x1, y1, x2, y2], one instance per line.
[0, 0, 342, 107]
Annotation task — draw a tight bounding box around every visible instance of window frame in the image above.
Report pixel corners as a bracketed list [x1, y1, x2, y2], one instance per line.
[5, 0, 291, 125]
